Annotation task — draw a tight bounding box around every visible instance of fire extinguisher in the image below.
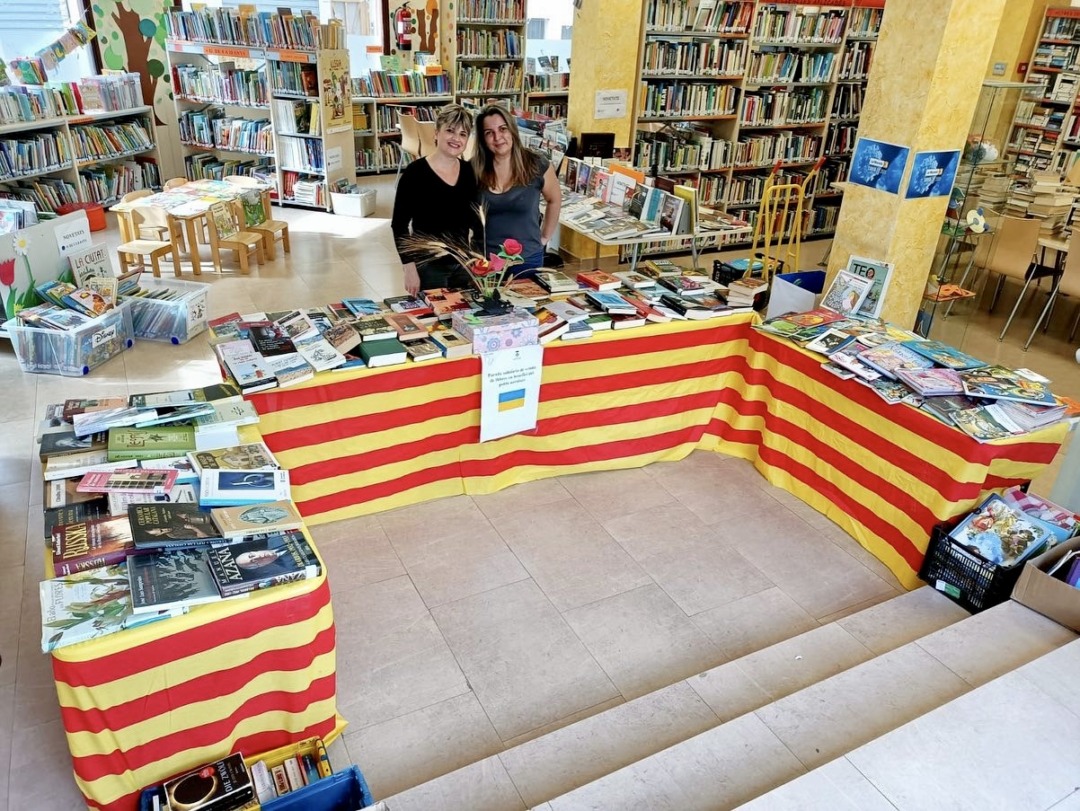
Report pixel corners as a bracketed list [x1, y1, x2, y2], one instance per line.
[395, 2, 415, 51]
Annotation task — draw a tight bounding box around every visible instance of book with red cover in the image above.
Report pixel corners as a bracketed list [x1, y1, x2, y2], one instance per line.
[51, 515, 137, 576]
[576, 270, 621, 291]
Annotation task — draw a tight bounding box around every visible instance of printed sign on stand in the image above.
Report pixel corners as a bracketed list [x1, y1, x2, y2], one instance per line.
[480, 345, 543, 442]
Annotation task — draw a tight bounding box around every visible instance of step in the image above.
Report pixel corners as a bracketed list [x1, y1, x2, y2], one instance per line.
[540, 601, 1075, 810]
[736, 638, 1080, 811]
[379, 586, 971, 810]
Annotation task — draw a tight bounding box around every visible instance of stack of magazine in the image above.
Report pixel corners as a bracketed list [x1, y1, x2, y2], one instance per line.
[947, 487, 1078, 569]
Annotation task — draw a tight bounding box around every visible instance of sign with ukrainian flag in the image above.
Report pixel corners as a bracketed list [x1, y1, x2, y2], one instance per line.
[480, 344, 544, 442]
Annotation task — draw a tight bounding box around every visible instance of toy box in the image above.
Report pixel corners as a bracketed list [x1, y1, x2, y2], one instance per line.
[124, 277, 209, 344]
[2, 301, 133, 376]
[452, 309, 539, 354]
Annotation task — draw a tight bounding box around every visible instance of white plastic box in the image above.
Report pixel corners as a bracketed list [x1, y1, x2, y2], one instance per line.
[331, 188, 376, 218]
[124, 277, 209, 344]
[2, 301, 134, 376]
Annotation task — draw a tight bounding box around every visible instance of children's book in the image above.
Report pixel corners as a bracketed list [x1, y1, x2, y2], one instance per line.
[198, 469, 291, 507]
[820, 269, 873, 316]
[857, 341, 935, 379]
[804, 328, 854, 355]
[206, 530, 321, 597]
[947, 493, 1053, 567]
[950, 403, 1025, 443]
[899, 339, 985, 371]
[959, 365, 1058, 406]
[895, 367, 964, 396]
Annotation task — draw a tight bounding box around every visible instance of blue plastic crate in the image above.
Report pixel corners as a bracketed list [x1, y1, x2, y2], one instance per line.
[263, 765, 374, 811]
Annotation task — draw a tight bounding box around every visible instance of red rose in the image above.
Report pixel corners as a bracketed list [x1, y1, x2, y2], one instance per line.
[0, 258, 14, 287]
[502, 238, 523, 257]
[471, 259, 492, 277]
[488, 253, 506, 273]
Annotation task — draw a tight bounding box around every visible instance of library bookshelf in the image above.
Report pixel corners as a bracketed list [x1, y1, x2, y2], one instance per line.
[447, 0, 528, 109]
[0, 106, 160, 216]
[350, 71, 452, 174]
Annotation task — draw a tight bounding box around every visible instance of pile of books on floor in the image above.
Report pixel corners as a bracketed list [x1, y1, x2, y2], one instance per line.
[208, 261, 753, 386]
[946, 486, 1078, 570]
[1004, 171, 1076, 234]
[38, 384, 320, 654]
[755, 307, 1078, 441]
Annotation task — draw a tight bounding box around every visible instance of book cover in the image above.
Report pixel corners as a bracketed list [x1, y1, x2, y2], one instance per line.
[163, 753, 254, 811]
[45, 476, 113, 509]
[78, 470, 178, 495]
[576, 270, 621, 290]
[804, 328, 854, 355]
[895, 367, 964, 396]
[322, 322, 362, 354]
[107, 426, 197, 461]
[192, 398, 260, 431]
[210, 500, 304, 539]
[950, 403, 1025, 443]
[198, 469, 291, 507]
[52, 514, 136, 576]
[383, 312, 428, 342]
[39, 564, 176, 653]
[108, 483, 198, 516]
[39, 429, 108, 461]
[248, 322, 297, 356]
[857, 341, 935, 379]
[206, 530, 321, 597]
[820, 270, 873, 315]
[899, 339, 985, 371]
[359, 339, 408, 367]
[188, 442, 280, 474]
[585, 290, 637, 314]
[128, 383, 241, 409]
[779, 308, 845, 328]
[138, 455, 199, 483]
[341, 297, 382, 316]
[920, 394, 985, 425]
[959, 365, 1058, 406]
[215, 339, 278, 393]
[129, 503, 222, 549]
[62, 396, 130, 422]
[1000, 486, 1078, 544]
[127, 548, 223, 614]
[405, 338, 442, 362]
[264, 352, 316, 388]
[947, 493, 1052, 567]
[43, 499, 111, 541]
[427, 326, 472, 358]
[354, 314, 397, 341]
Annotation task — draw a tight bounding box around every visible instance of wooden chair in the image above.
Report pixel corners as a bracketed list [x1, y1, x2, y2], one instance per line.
[118, 189, 179, 246]
[396, 112, 421, 182]
[206, 200, 263, 273]
[236, 188, 290, 261]
[1024, 228, 1080, 349]
[462, 131, 477, 162]
[980, 215, 1045, 340]
[163, 177, 189, 190]
[416, 120, 437, 157]
[116, 206, 180, 278]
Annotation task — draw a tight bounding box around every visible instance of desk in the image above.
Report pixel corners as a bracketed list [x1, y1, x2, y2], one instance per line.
[50, 534, 342, 810]
[111, 180, 262, 276]
[248, 317, 1067, 590]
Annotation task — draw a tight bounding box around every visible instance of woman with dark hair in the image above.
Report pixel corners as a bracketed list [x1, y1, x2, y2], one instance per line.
[392, 103, 479, 295]
[472, 104, 561, 276]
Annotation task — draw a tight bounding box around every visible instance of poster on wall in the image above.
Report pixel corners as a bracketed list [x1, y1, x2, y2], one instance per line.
[905, 149, 962, 199]
[849, 137, 910, 195]
[322, 52, 352, 133]
[387, 0, 441, 62]
[480, 345, 544, 442]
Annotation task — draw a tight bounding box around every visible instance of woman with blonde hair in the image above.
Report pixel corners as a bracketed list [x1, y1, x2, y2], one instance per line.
[392, 103, 479, 295]
[472, 104, 561, 275]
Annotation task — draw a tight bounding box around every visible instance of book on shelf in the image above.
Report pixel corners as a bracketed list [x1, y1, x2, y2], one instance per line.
[210, 500, 304, 540]
[78, 470, 178, 495]
[51, 514, 136, 576]
[128, 503, 223, 549]
[206, 529, 321, 597]
[39, 564, 180, 653]
[107, 426, 197, 461]
[198, 469, 291, 508]
[127, 547, 224, 614]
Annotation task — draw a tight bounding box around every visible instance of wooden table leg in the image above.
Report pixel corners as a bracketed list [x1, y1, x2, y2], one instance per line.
[184, 217, 201, 276]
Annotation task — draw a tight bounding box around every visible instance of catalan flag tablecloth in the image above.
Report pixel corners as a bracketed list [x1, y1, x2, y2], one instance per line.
[51, 538, 343, 811]
[250, 315, 1067, 591]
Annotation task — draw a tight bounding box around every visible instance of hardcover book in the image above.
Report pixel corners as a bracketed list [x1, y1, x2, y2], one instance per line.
[959, 365, 1058, 406]
[107, 426, 197, 461]
[427, 325, 472, 358]
[206, 530, 321, 597]
[950, 403, 1025, 443]
[856, 341, 935, 379]
[51, 514, 136, 576]
[129, 503, 223, 549]
[210, 500, 304, 539]
[576, 270, 621, 290]
[198, 469, 291, 507]
[405, 338, 442, 362]
[947, 493, 1052, 567]
[899, 339, 985, 371]
[127, 548, 223, 614]
[383, 311, 428, 342]
[354, 314, 398, 341]
[359, 339, 408, 367]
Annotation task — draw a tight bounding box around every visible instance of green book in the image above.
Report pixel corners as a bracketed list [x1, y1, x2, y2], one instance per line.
[358, 338, 408, 368]
[107, 426, 197, 462]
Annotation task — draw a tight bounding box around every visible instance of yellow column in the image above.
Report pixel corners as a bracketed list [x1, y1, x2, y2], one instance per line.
[827, 0, 1007, 328]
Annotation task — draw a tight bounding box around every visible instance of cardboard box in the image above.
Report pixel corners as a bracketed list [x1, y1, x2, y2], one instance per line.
[1012, 535, 1080, 632]
[452, 309, 539, 354]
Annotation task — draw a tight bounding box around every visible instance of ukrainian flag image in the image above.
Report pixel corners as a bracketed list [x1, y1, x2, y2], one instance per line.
[498, 388, 526, 411]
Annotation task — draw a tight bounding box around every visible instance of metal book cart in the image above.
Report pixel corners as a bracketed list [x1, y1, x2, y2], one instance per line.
[748, 157, 826, 285]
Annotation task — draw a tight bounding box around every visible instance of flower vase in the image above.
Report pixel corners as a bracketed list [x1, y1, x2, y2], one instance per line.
[477, 288, 513, 316]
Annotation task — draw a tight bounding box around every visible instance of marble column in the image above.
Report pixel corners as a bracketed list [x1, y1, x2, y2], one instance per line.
[826, 0, 1007, 328]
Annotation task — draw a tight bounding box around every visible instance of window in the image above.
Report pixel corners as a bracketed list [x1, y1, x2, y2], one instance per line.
[0, 0, 72, 31]
[527, 18, 547, 39]
[218, 0, 321, 16]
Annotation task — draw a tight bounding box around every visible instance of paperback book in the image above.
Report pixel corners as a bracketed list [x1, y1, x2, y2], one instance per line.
[959, 365, 1058, 406]
[199, 469, 291, 507]
[51, 514, 136, 575]
[899, 339, 985, 371]
[188, 442, 279, 475]
[948, 493, 1053, 567]
[129, 503, 223, 549]
[210, 500, 304, 540]
[206, 530, 321, 597]
[78, 470, 178, 495]
[107, 426, 197, 461]
[127, 548, 223, 614]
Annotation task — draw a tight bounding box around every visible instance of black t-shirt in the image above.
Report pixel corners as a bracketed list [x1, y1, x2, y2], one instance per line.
[391, 158, 479, 255]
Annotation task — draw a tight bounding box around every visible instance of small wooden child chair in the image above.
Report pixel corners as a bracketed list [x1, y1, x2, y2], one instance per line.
[237, 189, 290, 261]
[206, 201, 264, 274]
[116, 206, 180, 278]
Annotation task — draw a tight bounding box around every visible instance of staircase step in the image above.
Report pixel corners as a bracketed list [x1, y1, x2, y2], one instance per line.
[542, 602, 1076, 810]
[737, 638, 1080, 810]
[381, 587, 970, 808]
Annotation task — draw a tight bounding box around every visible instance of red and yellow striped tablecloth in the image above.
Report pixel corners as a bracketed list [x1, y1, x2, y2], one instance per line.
[51, 542, 344, 811]
[250, 315, 1067, 590]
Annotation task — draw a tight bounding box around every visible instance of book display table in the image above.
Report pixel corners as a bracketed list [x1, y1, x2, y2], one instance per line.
[248, 315, 1068, 590]
[50, 534, 343, 811]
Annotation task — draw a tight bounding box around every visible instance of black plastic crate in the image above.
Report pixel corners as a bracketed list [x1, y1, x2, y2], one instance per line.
[918, 523, 1024, 613]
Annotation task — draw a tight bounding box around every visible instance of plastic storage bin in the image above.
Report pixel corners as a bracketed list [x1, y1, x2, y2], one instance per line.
[2, 301, 134, 376]
[124, 277, 209, 344]
[331, 189, 376, 218]
[263, 766, 373, 811]
[56, 201, 107, 231]
[918, 522, 1024, 613]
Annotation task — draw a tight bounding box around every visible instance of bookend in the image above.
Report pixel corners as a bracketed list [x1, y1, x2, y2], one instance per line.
[918, 521, 1026, 613]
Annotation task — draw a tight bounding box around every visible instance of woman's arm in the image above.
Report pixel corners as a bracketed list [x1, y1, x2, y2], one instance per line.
[539, 163, 561, 247]
[391, 168, 422, 295]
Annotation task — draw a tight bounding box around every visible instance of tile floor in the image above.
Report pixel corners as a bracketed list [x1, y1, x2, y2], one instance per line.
[0, 175, 1078, 810]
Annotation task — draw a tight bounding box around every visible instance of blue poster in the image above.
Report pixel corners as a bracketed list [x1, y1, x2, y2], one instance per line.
[906, 149, 962, 199]
[849, 138, 911, 195]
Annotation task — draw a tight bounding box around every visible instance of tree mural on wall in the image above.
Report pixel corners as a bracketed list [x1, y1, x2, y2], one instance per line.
[92, 0, 170, 127]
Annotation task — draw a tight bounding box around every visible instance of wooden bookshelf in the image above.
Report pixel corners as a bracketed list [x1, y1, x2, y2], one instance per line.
[350, 93, 454, 175]
[450, 0, 527, 107]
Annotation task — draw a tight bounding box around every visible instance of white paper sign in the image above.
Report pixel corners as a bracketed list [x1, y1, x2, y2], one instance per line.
[594, 90, 627, 120]
[480, 345, 544, 442]
[326, 146, 343, 172]
[54, 218, 92, 259]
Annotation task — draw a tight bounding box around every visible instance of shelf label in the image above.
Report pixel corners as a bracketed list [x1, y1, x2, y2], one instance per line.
[273, 49, 314, 63]
[326, 146, 343, 172]
[594, 89, 627, 120]
[204, 45, 252, 59]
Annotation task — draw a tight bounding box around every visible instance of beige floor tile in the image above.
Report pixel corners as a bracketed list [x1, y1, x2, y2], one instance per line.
[1014, 639, 1080, 719]
[915, 601, 1077, 687]
[408, 547, 531, 609]
[653, 713, 807, 809]
[499, 681, 718, 808]
[557, 467, 676, 523]
[386, 755, 526, 811]
[685, 660, 773, 722]
[735, 756, 900, 811]
[6, 718, 84, 809]
[547, 756, 692, 811]
[1051, 789, 1080, 810]
[818, 525, 905, 590]
[601, 501, 720, 562]
[430, 580, 619, 742]
[345, 692, 503, 799]
[563, 584, 725, 699]
[333, 575, 468, 729]
[650, 455, 773, 526]
[814, 591, 899, 625]
[499, 697, 625, 749]
[692, 587, 819, 660]
[317, 521, 406, 590]
[755, 644, 971, 770]
[0, 419, 33, 488]
[847, 669, 1080, 811]
[836, 586, 970, 655]
[0, 376, 36, 427]
[492, 499, 651, 612]
[735, 623, 873, 701]
[472, 478, 572, 522]
[377, 495, 508, 568]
